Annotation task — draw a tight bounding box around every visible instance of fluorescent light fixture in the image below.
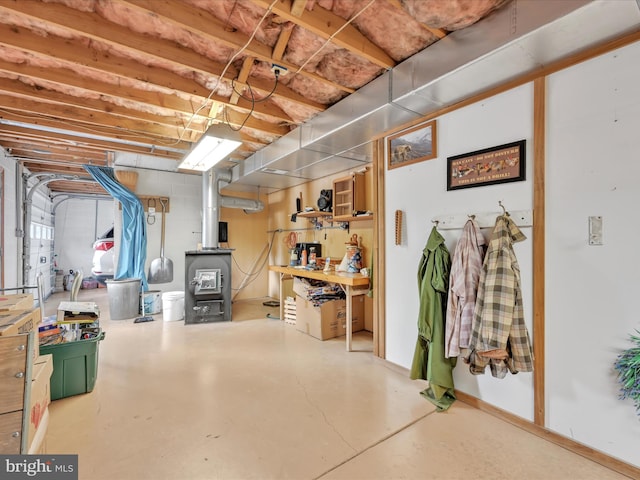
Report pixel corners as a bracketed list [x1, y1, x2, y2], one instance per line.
[178, 124, 242, 171]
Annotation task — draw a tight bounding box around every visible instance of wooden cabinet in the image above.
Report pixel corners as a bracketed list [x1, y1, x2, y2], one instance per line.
[0, 328, 51, 454]
[0, 332, 32, 454]
[332, 174, 367, 222]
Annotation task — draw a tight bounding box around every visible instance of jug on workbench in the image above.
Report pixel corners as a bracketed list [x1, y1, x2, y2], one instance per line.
[339, 234, 362, 273]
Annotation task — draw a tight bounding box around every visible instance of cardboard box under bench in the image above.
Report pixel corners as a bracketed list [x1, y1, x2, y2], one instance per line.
[295, 295, 364, 340]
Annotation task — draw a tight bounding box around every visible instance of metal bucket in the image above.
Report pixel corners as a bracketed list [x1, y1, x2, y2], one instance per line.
[106, 278, 141, 320]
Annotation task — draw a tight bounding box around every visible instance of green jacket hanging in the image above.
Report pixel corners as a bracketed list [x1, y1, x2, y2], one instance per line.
[410, 226, 456, 411]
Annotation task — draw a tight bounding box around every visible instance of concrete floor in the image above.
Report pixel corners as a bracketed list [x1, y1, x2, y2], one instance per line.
[43, 288, 627, 480]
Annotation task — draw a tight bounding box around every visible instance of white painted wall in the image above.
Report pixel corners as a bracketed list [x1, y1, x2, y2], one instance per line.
[385, 84, 535, 419]
[546, 41, 640, 466]
[385, 41, 640, 468]
[118, 168, 203, 294]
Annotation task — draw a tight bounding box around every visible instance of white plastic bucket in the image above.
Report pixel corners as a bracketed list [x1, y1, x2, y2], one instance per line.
[141, 290, 162, 315]
[162, 291, 185, 322]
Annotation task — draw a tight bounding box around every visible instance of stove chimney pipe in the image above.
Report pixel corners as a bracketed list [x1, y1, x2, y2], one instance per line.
[202, 169, 264, 249]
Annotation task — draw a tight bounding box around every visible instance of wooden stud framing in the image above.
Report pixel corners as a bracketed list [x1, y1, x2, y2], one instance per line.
[533, 77, 546, 427]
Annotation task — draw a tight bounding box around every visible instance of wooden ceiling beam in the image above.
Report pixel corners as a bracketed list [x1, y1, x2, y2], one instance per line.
[230, 57, 257, 105]
[0, 1, 326, 111]
[221, 109, 290, 140]
[0, 125, 184, 159]
[3, 141, 107, 161]
[250, 0, 395, 69]
[0, 110, 188, 150]
[8, 149, 106, 165]
[118, 0, 353, 94]
[32, 177, 106, 194]
[273, 22, 295, 61]
[0, 38, 293, 126]
[0, 77, 205, 133]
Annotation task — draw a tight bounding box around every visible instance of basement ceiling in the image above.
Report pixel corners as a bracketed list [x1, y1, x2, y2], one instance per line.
[0, 0, 514, 194]
[1, 1, 639, 196]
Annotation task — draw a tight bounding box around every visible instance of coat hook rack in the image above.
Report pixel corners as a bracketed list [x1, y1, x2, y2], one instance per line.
[431, 208, 532, 230]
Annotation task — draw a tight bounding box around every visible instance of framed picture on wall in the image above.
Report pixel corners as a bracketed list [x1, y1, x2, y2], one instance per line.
[447, 140, 526, 191]
[387, 120, 437, 170]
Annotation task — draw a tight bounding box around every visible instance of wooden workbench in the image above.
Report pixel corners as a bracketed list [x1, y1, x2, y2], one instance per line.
[269, 265, 369, 351]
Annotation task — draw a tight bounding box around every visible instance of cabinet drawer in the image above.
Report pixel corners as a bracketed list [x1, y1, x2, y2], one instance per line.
[0, 334, 28, 414]
[0, 411, 23, 454]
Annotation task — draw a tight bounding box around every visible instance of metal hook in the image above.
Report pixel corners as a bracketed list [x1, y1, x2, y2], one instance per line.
[498, 200, 509, 216]
[432, 219, 439, 226]
[468, 214, 476, 220]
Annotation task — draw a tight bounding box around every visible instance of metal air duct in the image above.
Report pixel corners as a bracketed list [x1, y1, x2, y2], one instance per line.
[228, 0, 640, 193]
[202, 169, 264, 249]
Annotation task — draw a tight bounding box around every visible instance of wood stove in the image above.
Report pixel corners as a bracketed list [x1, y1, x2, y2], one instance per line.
[185, 249, 233, 323]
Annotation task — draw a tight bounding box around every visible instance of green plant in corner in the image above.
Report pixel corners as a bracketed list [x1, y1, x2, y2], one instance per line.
[614, 330, 640, 414]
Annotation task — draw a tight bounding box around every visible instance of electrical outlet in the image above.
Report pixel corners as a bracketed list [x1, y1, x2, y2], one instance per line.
[271, 64, 288, 76]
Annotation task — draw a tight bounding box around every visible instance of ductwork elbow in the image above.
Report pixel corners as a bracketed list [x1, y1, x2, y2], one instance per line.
[220, 195, 264, 213]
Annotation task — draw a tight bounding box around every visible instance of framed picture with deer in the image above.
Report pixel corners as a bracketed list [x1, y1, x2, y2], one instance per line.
[387, 120, 437, 170]
[447, 139, 526, 191]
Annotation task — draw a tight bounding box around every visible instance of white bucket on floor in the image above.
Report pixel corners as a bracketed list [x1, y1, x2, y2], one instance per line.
[162, 291, 185, 322]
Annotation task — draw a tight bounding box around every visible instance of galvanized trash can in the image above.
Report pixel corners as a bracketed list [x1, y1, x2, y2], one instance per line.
[106, 278, 141, 320]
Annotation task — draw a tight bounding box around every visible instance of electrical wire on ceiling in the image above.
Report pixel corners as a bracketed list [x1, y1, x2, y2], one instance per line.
[7, 0, 380, 157]
[172, 0, 280, 146]
[225, 68, 282, 132]
[173, 0, 375, 146]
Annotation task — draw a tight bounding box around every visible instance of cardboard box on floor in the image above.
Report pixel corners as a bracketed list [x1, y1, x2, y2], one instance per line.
[28, 354, 53, 451]
[337, 295, 365, 337]
[295, 296, 364, 340]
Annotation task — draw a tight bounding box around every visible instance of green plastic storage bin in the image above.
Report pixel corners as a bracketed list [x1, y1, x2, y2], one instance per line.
[40, 330, 105, 400]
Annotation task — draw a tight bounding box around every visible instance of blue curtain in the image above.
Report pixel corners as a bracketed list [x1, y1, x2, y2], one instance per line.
[84, 166, 148, 291]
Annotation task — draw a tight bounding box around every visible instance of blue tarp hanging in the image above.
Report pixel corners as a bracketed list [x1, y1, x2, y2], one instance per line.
[84, 166, 148, 291]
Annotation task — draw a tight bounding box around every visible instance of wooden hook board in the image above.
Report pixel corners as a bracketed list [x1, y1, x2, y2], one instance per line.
[118, 195, 170, 212]
[431, 209, 532, 230]
[140, 195, 170, 213]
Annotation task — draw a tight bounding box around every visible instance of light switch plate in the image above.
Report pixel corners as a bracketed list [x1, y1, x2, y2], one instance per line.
[589, 216, 603, 245]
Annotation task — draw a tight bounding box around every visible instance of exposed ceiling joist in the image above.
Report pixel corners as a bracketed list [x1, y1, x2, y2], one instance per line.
[250, 0, 395, 69]
[0, 0, 526, 193]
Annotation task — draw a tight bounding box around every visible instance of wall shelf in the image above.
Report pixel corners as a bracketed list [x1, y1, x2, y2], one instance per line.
[333, 174, 367, 222]
[296, 211, 333, 219]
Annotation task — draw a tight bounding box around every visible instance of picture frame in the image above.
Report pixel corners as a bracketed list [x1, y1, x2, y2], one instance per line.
[387, 120, 437, 170]
[447, 139, 526, 191]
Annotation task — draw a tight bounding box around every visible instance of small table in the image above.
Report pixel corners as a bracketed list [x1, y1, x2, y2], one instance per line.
[269, 266, 369, 352]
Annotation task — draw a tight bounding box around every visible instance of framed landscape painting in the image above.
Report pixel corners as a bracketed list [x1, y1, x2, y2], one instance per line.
[387, 120, 437, 170]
